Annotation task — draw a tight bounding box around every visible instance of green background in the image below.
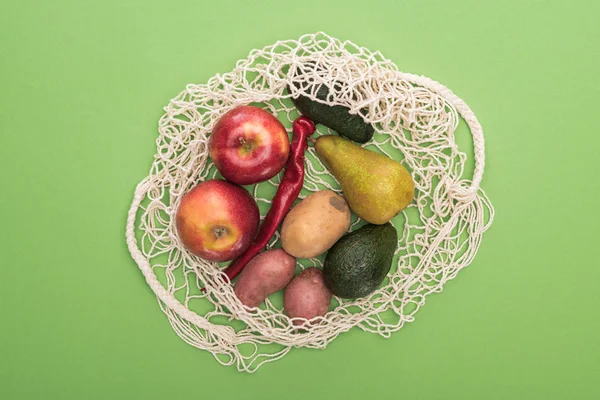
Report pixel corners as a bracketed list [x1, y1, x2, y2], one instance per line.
[2, 0, 599, 399]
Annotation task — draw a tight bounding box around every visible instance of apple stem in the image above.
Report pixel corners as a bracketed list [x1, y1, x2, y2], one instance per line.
[238, 137, 252, 151]
[213, 227, 228, 238]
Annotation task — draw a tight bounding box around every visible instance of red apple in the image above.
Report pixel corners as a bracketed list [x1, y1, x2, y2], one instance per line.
[176, 179, 260, 262]
[209, 105, 290, 185]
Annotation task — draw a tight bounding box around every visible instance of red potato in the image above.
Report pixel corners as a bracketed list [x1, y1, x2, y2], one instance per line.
[284, 268, 332, 325]
[234, 249, 296, 308]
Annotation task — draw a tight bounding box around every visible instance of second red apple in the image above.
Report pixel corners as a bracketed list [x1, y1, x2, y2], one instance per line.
[176, 179, 260, 262]
[209, 105, 290, 185]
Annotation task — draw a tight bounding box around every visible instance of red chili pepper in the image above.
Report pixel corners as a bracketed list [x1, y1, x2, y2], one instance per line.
[222, 116, 316, 282]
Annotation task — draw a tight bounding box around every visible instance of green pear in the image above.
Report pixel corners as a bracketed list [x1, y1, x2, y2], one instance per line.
[314, 135, 414, 225]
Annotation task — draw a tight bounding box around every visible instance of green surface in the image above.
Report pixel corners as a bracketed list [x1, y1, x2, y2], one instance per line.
[1, 0, 599, 399]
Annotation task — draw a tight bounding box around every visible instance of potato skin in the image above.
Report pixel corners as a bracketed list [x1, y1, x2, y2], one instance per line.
[283, 268, 332, 325]
[281, 190, 351, 258]
[234, 249, 296, 308]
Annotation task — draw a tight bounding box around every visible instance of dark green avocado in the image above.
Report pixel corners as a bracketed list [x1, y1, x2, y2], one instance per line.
[323, 223, 398, 299]
[288, 77, 374, 144]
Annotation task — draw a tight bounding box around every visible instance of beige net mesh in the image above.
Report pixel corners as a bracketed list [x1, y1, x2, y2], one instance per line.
[126, 32, 494, 372]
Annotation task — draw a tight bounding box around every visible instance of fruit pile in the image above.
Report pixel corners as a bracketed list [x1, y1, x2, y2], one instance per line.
[176, 86, 415, 325]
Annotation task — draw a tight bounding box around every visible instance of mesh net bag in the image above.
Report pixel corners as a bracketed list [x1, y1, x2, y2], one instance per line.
[126, 32, 494, 372]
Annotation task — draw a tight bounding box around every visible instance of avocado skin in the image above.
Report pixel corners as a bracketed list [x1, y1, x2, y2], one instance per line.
[323, 223, 398, 299]
[288, 83, 374, 144]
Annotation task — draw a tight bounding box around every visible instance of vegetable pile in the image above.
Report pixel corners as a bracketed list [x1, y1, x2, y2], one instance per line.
[176, 79, 415, 326]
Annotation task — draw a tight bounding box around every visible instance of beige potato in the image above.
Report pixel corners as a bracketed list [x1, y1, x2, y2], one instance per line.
[283, 268, 331, 325]
[281, 190, 351, 258]
[234, 249, 296, 308]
